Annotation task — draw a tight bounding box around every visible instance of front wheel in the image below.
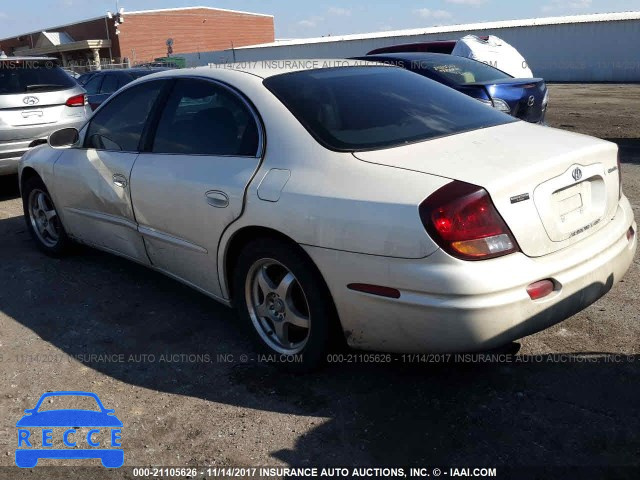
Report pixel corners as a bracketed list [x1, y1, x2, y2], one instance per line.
[233, 238, 338, 371]
[22, 176, 71, 256]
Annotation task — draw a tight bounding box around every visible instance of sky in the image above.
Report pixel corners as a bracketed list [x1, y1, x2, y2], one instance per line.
[1, 0, 639, 39]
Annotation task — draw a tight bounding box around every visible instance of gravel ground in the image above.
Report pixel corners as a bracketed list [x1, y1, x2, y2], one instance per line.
[0, 84, 638, 480]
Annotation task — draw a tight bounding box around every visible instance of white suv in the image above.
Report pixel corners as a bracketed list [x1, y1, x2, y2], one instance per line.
[0, 57, 90, 176]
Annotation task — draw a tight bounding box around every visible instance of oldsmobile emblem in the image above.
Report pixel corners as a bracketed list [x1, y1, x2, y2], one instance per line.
[572, 167, 583, 182]
[527, 95, 535, 107]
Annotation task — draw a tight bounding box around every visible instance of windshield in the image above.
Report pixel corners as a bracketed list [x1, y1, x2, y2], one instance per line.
[417, 56, 513, 84]
[264, 66, 515, 151]
[36, 395, 101, 412]
[0, 60, 76, 94]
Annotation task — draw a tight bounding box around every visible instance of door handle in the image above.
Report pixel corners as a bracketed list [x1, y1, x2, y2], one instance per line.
[113, 174, 128, 188]
[205, 190, 229, 208]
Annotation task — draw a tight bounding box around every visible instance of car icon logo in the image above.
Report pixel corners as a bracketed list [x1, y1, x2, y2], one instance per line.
[572, 167, 583, 182]
[23, 96, 39, 106]
[15, 391, 123, 468]
[527, 95, 535, 107]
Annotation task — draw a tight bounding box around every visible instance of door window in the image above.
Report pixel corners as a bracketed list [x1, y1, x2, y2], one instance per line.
[99, 74, 120, 94]
[152, 78, 260, 157]
[83, 75, 103, 95]
[84, 80, 165, 152]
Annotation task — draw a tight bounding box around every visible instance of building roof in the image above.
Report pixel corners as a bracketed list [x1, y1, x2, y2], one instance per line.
[126, 6, 273, 18]
[0, 6, 273, 42]
[41, 31, 75, 46]
[248, 11, 640, 49]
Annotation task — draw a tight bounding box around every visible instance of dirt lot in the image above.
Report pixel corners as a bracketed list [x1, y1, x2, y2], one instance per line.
[0, 84, 639, 479]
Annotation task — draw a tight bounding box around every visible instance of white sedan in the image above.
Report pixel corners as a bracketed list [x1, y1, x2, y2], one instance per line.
[19, 61, 637, 370]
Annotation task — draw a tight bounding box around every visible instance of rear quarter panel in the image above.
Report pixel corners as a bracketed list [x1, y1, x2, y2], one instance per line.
[201, 69, 448, 297]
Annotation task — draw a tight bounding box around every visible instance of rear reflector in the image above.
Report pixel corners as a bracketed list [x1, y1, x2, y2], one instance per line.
[347, 283, 401, 299]
[66, 94, 87, 107]
[526, 279, 555, 300]
[628, 226, 635, 242]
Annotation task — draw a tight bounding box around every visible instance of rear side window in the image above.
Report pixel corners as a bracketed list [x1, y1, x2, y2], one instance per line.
[84, 75, 102, 95]
[99, 74, 120, 94]
[264, 66, 516, 151]
[0, 60, 76, 94]
[152, 78, 260, 156]
[416, 56, 513, 84]
[85, 80, 164, 152]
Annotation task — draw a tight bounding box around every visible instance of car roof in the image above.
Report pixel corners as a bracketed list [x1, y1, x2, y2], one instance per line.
[93, 67, 169, 75]
[363, 52, 459, 62]
[143, 59, 384, 81]
[367, 41, 458, 55]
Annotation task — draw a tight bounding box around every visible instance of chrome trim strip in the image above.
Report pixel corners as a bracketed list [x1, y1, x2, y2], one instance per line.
[65, 207, 138, 231]
[138, 225, 208, 254]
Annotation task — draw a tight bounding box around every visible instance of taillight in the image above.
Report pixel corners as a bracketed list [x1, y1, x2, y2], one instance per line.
[66, 94, 87, 107]
[419, 181, 520, 260]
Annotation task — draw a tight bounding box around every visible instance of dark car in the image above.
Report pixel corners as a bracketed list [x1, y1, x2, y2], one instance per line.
[82, 68, 169, 110]
[76, 71, 98, 86]
[367, 40, 458, 55]
[356, 52, 548, 124]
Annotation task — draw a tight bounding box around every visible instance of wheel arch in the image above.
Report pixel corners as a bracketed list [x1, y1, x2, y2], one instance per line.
[222, 226, 303, 302]
[221, 224, 346, 347]
[221, 226, 336, 308]
[20, 167, 41, 193]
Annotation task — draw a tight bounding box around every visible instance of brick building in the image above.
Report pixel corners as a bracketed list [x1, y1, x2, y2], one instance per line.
[0, 6, 274, 69]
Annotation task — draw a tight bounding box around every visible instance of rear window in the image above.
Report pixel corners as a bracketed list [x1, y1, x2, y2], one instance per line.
[0, 60, 76, 94]
[415, 56, 513, 84]
[263, 66, 515, 151]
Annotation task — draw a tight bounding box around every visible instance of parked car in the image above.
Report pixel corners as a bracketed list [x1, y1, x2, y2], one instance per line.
[368, 36, 533, 78]
[0, 57, 90, 176]
[19, 62, 636, 370]
[62, 68, 80, 80]
[356, 52, 548, 123]
[76, 71, 98, 86]
[82, 68, 169, 110]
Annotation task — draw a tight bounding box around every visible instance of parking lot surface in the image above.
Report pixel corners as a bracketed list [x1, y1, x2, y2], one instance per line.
[0, 84, 639, 477]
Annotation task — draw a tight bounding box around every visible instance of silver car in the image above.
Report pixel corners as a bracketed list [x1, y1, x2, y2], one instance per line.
[18, 62, 637, 371]
[0, 57, 90, 176]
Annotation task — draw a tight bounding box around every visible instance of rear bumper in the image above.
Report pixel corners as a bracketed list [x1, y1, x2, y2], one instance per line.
[304, 196, 636, 353]
[0, 117, 87, 176]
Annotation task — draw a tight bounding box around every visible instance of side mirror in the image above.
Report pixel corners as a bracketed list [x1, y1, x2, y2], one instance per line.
[23, 409, 35, 414]
[48, 128, 79, 148]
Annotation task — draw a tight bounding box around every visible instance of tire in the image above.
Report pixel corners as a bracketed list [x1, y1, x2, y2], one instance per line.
[22, 176, 72, 256]
[233, 237, 338, 372]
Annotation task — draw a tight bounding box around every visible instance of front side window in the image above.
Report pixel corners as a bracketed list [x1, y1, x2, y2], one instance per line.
[264, 66, 516, 151]
[152, 78, 260, 156]
[84, 80, 164, 152]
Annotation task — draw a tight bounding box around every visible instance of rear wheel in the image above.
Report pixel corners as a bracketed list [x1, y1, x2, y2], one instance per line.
[233, 238, 337, 371]
[22, 176, 71, 256]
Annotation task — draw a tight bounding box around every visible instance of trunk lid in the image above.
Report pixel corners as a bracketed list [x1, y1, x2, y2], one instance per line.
[470, 78, 547, 123]
[0, 90, 70, 127]
[353, 122, 620, 257]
